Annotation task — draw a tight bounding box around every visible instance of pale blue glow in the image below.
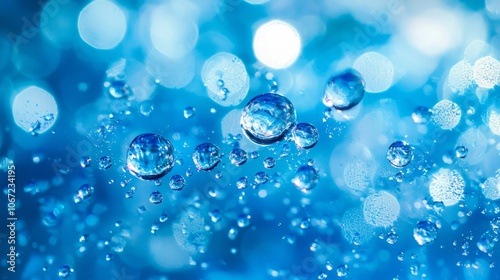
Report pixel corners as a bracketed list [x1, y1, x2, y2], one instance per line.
[12, 86, 58, 134]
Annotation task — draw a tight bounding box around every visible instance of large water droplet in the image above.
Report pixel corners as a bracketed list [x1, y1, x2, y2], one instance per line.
[322, 69, 365, 110]
[240, 93, 296, 145]
[126, 133, 175, 180]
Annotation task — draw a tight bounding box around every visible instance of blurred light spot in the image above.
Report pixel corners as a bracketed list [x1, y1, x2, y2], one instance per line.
[487, 102, 500, 135]
[473, 56, 500, 89]
[106, 59, 157, 101]
[221, 109, 254, 151]
[456, 128, 487, 165]
[464, 40, 491, 64]
[12, 86, 58, 134]
[448, 60, 473, 94]
[78, 0, 127, 50]
[147, 51, 195, 89]
[402, 9, 462, 56]
[353, 52, 394, 93]
[486, 0, 500, 16]
[150, 5, 198, 59]
[41, 0, 78, 48]
[253, 20, 301, 69]
[12, 37, 60, 78]
[431, 100, 461, 130]
[245, 0, 270, 4]
[202, 52, 249, 106]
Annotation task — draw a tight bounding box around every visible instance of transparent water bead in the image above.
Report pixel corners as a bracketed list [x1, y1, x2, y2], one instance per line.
[229, 148, 248, 166]
[104, 77, 132, 99]
[192, 143, 221, 171]
[292, 122, 319, 149]
[202, 52, 250, 106]
[98, 156, 112, 170]
[429, 168, 465, 206]
[58, 265, 73, 278]
[387, 140, 413, 168]
[263, 157, 276, 169]
[363, 191, 400, 228]
[413, 220, 438, 245]
[74, 184, 94, 204]
[184, 107, 196, 119]
[126, 134, 175, 180]
[337, 264, 349, 277]
[169, 174, 186, 191]
[455, 146, 468, 158]
[431, 100, 461, 130]
[411, 106, 432, 124]
[322, 69, 365, 111]
[292, 165, 319, 192]
[80, 156, 91, 168]
[149, 191, 163, 204]
[240, 93, 296, 145]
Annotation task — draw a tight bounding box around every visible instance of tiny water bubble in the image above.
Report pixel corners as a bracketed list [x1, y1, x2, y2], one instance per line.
[184, 107, 196, 119]
[74, 184, 94, 204]
[455, 145, 468, 158]
[139, 101, 154, 117]
[105, 253, 113, 261]
[292, 123, 319, 149]
[336, 264, 349, 277]
[228, 227, 238, 240]
[412, 106, 432, 124]
[236, 176, 248, 190]
[58, 265, 73, 278]
[250, 151, 259, 159]
[387, 140, 413, 168]
[292, 165, 319, 192]
[159, 213, 169, 223]
[254, 171, 269, 184]
[209, 209, 222, 223]
[263, 157, 276, 169]
[104, 78, 132, 99]
[237, 214, 250, 228]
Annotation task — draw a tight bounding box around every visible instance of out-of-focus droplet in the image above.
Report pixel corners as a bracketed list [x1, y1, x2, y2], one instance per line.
[184, 107, 196, 119]
[80, 156, 91, 168]
[455, 145, 468, 158]
[74, 184, 94, 204]
[292, 165, 319, 192]
[413, 220, 438, 245]
[412, 106, 432, 124]
[98, 156, 112, 170]
[336, 264, 349, 277]
[58, 265, 72, 278]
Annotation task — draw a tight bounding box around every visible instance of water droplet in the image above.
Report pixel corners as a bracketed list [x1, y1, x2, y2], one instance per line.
[386, 140, 413, 168]
[255, 171, 269, 184]
[159, 213, 168, 223]
[413, 220, 438, 245]
[236, 176, 248, 190]
[323, 69, 365, 110]
[292, 122, 319, 149]
[228, 227, 238, 240]
[58, 265, 72, 278]
[386, 232, 398, 244]
[455, 145, 468, 158]
[104, 78, 131, 99]
[237, 214, 250, 227]
[336, 264, 349, 277]
[292, 165, 319, 192]
[209, 209, 222, 223]
[240, 93, 296, 145]
[74, 184, 94, 204]
[229, 148, 248, 166]
[411, 106, 432, 124]
[105, 253, 113, 261]
[263, 157, 276, 169]
[192, 143, 221, 171]
[126, 133, 175, 180]
[184, 107, 196, 119]
[477, 232, 495, 253]
[169, 174, 186, 191]
[149, 191, 163, 204]
[98, 156, 112, 170]
[80, 156, 91, 168]
[139, 101, 154, 117]
[250, 151, 259, 159]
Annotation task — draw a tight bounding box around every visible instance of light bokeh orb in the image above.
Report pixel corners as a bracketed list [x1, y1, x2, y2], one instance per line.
[448, 60, 473, 94]
[473, 56, 500, 89]
[12, 86, 58, 134]
[253, 20, 301, 69]
[429, 168, 465, 206]
[353, 52, 394, 93]
[77, 0, 127, 50]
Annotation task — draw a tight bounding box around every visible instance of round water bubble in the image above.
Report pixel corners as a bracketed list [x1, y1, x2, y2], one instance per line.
[12, 86, 58, 134]
[240, 93, 296, 145]
[322, 69, 365, 111]
[202, 52, 250, 106]
[413, 220, 438, 245]
[192, 143, 221, 171]
[58, 265, 72, 278]
[352, 52, 394, 93]
[340, 207, 375, 245]
[126, 134, 175, 180]
[411, 106, 432, 124]
[292, 123, 319, 149]
[473, 56, 500, 89]
[149, 191, 163, 204]
[98, 156, 112, 170]
[104, 77, 131, 99]
[263, 157, 276, 169]
[429, 168, 465, 206]
[448, 60, 474, 94]
[431, 100, 461, 130]
[229, 148, 248, 166]
[77, 0, 127, 49]
[363, 191, 400, 228]
[80, 156, 91, 168]
[184, 107, 196, 119]
[74, 184, 94, 204]
[481, 177, 500, 200]
[291, 165, 319, 192]
[253, 20, 301, 69]
[455, 146, 468, 158]
[169, 174, 186, 191]
[386, 140, 413, 168]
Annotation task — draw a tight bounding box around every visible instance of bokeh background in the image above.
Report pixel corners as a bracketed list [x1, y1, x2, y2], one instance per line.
[1, 0, 500, 279]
